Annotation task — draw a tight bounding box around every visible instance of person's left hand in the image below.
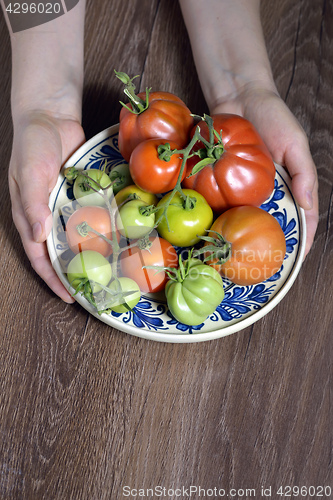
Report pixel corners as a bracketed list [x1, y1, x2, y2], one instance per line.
[9, 110, 85, 301]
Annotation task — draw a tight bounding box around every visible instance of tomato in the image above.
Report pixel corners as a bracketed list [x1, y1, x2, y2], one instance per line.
[108, 162, 132, 194]
[73, 168, 113, 207]
[118, 90, 194, 162]
[114, 184, 158, 208]
[165, 257, 224, 326]
[67, 250, 112, 293]
[156, 189, 213, 247]
[66, 206, 114, 257]
[203, 206, 286, 285]
[120, 236, 178, 293]
[105, 277, 141, 313]
[129, 139, 185, 194]
[183, 114, 276, 212]
[116, 199, 155, 239]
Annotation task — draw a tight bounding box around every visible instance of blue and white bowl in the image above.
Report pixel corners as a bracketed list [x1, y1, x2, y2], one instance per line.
[47, 124, 306, 343]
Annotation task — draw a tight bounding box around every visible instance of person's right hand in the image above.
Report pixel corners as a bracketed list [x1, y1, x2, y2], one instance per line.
[211, 87, 318, 258]
[9, 111, 85, 302]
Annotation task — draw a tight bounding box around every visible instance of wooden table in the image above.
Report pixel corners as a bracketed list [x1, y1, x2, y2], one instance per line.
[0, 0, 332, 498]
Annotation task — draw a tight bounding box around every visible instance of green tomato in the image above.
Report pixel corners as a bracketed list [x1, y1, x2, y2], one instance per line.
[116, 199, 155, 239]
[67, 250, 112, 293]
[109, 162, 132, 194]
[105, 277, 141, 313]
[165, 258, 224, 326]
[73, 168, 113, 207]
[156, 189, 213, 247]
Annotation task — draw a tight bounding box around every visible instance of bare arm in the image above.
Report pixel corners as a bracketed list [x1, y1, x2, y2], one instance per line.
[179, 0, 274, 111]
[2, 1, 86, 301]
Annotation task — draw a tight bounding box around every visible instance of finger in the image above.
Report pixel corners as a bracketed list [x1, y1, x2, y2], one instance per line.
[18, 154, 60, 244]
[303, 196, 319, 259]
[282, 134, 319, 257]
[283, 132, 318, 211]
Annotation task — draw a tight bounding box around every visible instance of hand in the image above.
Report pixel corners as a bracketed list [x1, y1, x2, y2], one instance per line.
[9, 111, 85, 301]
[211, 87, 318, 257]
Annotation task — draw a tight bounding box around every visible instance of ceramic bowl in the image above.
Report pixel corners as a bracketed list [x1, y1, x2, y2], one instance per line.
[47, 124, 306, 343]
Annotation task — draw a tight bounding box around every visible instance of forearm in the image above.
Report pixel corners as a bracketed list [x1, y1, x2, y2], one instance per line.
[179, 0, 277, 111]
[6, 0, 86, 121]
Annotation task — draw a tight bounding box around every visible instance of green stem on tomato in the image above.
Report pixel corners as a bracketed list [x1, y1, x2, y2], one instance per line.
[76, 222, 113, 247]
[152, 126, 204, 229]
[115, 70, 150, 114]
[194, 230, 232, 264]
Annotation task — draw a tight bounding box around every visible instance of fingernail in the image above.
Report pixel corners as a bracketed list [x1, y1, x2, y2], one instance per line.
[32, 222, 42, 242]
[306, 190, 313, 209]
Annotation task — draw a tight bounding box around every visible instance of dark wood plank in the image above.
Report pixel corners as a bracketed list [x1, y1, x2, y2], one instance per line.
[0, 0, 331, 498]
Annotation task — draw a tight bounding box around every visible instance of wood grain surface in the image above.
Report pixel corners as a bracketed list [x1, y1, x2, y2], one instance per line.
[0, 0, 332, 499]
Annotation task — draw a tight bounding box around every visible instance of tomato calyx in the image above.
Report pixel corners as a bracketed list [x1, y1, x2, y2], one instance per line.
[166, 254, 196, 283]
[138, 204, 157, 217]
[64, 166, 79, 181]
[109, 165, 130, 192]
[186, 114, 224, 178]
[156, 142, 183, 163]
[115, 70, 151, 115]
[136, 235, 153, 251]
[75, 221, 115, 246]
[76, 221, 90, 238]
[196, 230, 232, 265]
[181, 194, 196, 211]
[72, 276, 138, 315]
[70, 276, 106, 312]
[64, 164, 124, 194]
[144, 251, 195, 283]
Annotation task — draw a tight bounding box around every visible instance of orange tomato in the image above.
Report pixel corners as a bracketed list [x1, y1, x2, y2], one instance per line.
[204, 206, 286, 285]
[66, 206, 114, 257]
[120, 236, 178, 293]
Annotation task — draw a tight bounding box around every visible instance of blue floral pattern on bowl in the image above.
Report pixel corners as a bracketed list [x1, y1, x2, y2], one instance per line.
[47, 124, 306, 343]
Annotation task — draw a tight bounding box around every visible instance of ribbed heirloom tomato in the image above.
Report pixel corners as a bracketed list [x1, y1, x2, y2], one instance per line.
[119, 91, 194, 162]
[116, 72, 194, 162]
[204, 206, 286, 286]
[183, 114, 276, 212]
[165, 257, 225, 326]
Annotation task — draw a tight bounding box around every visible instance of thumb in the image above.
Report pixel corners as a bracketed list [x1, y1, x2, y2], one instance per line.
[21, 164, 57, 243]
[283, 135, 318, 211]
[15, 135, 62, 242]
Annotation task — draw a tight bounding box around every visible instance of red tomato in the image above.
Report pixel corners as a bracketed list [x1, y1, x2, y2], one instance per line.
[129, 139, 185, 194]
[120, 236, 178, 293]
[183, 114, 276, 212]
[118, 91, 194, 162]
[66, 206, 114, 257]
[204, 206, 286, 285]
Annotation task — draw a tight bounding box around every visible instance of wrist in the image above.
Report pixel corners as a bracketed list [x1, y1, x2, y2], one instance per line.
[180, 0, 278, 113]
[11, 76, 83, 124]
[9, 2, 85, 121]
[204, 68, 278, 115]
